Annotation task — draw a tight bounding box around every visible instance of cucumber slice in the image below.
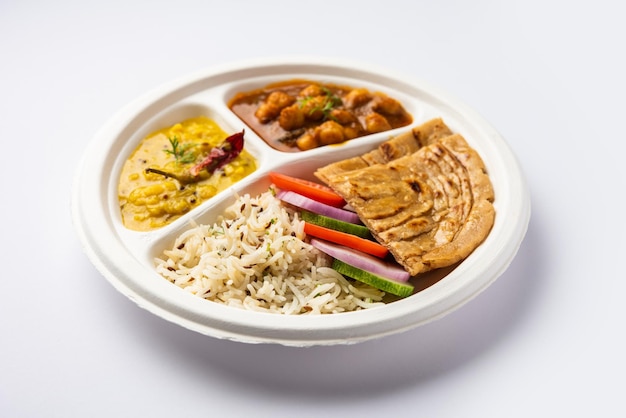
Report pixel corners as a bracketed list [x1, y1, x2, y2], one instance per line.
[301, 210, 372, 239]
[332, 259, 414, 297]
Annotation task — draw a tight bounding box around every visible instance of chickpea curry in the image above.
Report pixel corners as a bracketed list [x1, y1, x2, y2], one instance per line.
[118, 116, 257, 231]
[228, 80, 412, 152]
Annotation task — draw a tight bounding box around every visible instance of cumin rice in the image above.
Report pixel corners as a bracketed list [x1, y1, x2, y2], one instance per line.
[155, 190, 385, 314]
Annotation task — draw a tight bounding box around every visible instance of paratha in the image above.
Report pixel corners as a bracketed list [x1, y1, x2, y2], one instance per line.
[315, 117, 453, 183]
[314, 118, 495, 276]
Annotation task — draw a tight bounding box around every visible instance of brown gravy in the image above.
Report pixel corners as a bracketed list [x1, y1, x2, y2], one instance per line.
[228, 79, 412, 152]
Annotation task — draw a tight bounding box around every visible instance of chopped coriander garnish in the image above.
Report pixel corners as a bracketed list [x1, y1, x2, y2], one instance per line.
[210, 226, 225, 236]
[164, 136, 196, 164]
[297, 87, 342, 121]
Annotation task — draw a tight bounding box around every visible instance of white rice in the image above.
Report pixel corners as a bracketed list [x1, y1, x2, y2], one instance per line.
[155, 189, 385, 314]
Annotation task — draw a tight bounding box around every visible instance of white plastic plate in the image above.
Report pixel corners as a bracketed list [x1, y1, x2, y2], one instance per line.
[72, 57, 530, 346]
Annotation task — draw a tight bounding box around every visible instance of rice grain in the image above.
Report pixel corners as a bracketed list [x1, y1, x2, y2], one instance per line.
[155, 190, 385, 314]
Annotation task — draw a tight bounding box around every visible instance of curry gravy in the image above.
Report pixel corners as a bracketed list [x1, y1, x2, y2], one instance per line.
[118, 116, 256, 231]
[228, 79, 412, 152]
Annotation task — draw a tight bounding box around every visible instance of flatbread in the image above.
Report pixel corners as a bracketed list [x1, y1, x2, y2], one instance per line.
[314, 117, 453, 183]
[315, 119, 495, 276]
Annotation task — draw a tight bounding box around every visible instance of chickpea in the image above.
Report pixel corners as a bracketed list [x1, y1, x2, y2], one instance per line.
[330, 108, 357, 125]
[365, 112, 392, 133]
[278, 104, 305, 131]
[372, 94, 404, 116]
[255, 102, 280, 123]
[296, 133, 318, 150]
[317, 121, 345, 145]
[266, 91, 295, 109]
[300, 95, 326, 121]
[299, 84, 323, 98]
[343, 88, 371, 109]
[343, 126, 359, 140]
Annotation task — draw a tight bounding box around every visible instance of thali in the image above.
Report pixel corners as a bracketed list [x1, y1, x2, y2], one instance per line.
[72, 57, 530, 346]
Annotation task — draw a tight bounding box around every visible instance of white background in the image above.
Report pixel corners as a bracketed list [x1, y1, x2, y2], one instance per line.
[2, 1, 624, 417]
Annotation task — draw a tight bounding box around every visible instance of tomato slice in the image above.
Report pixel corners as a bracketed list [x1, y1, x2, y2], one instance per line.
[304, 222, 388, 258]
[269, 172, 346, 207]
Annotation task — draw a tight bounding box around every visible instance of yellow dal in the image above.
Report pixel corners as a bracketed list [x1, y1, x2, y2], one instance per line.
[118, 116, 256, 231]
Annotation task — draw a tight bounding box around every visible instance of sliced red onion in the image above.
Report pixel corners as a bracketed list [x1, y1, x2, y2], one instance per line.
[310, 238, 410, 283]
[277, 190, 361, 224]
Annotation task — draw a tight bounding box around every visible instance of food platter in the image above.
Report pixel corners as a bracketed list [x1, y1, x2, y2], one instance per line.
[72, 57, 530, 346]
